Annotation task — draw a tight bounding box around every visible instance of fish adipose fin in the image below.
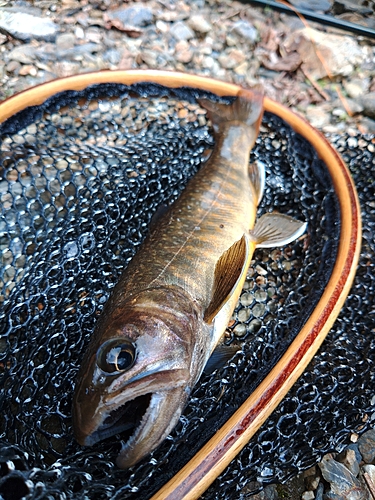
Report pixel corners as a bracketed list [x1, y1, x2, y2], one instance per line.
[248, 160, 266, 205]
[204, 234, 249, 324]
[197, 85, 264, 135]
[250, 213, 307, 248]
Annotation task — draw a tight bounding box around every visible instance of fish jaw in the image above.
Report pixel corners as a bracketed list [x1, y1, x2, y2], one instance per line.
[72, 286, 206, 466]
[73, 364, 190, 468]
[116, 387, 189, 468]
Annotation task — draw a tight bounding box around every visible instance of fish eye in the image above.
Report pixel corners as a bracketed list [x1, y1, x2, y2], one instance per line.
[96, 339, 137, 374]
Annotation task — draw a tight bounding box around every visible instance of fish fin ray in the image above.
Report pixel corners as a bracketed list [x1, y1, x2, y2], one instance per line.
[248, 160, 265, 205]
[250, 213, 307, 248]
[197, 86, 264, 134]
[203, 344, 241, 375]
[204, 234, 249, 324]
[149, 204, 169, 232]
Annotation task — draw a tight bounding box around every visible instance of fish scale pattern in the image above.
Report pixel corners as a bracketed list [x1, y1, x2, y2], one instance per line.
[0, 83, 373, 499]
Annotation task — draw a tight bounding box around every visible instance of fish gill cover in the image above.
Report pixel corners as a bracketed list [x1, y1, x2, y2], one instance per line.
[0, 83, 373, 499]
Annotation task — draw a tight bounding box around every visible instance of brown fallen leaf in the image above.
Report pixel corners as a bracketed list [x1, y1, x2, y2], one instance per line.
[262, 51, 301, 72]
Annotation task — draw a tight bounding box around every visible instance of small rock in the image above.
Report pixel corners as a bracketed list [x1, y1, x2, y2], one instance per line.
[363, 464, 375, 490]
[0, 33, 6, 44]
[7, 45, 37, 64]
[170, 21, 195, 41]
[103, 48, 121, 65]
[289, 0, 332, 11]
[188, 14, 212, 34]
[56, 33, 76, 50]
[332, 0, 373, 15]
[18, 65, 37, 77]
[0, 7, 59, 42]
[306, 105, 331, 128]
[344, 79, 369, 99]
[315, 483, 324, 500]
[357, 429, 375, 463]
[284, 28, 365, 79]
[175, 41, 193, 63]
[337, 448, 360, 477]
[232, 20, 258, 43]
[358, 94, 375, 120]
[106, 4, 153, 28]
[301, 491, 315, 500]
[155, 20, 169, 33]
[332, 98, 364, 116]
[56, 43, 102, 61]
[5, 60, 21, 74]
[361, 117, 375, 134]
[319, 454, 368, 499]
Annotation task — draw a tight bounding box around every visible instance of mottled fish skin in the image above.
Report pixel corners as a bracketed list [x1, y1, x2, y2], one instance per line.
[72, 87, 306, 468]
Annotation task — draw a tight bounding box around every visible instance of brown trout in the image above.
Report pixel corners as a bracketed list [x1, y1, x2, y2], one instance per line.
[72, 88, 307, 468]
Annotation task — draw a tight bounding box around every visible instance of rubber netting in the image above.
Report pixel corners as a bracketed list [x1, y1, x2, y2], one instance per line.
[0, 83, 373, 499]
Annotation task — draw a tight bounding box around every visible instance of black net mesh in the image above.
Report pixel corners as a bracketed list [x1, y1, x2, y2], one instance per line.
[0, 83, 373, 500]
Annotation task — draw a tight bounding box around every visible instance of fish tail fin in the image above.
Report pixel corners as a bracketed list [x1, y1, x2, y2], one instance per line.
[197, 85, 264, 134]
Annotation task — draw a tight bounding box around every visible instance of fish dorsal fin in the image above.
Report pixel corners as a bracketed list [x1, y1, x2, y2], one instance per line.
[204, 234, 249, 324]
[248, 160, 265, 205]
[250, 213, 307, 248]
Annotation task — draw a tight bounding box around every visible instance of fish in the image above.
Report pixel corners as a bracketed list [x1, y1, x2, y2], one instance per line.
[72, 87, 307, 469]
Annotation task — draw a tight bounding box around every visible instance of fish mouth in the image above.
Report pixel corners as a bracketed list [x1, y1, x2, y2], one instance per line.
[83, 393, 153, 446]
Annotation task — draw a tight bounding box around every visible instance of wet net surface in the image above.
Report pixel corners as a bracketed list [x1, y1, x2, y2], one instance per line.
[0, 83, 373, 499]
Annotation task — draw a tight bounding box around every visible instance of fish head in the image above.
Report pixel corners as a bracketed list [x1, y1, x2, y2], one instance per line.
[72, 286, 206, 468]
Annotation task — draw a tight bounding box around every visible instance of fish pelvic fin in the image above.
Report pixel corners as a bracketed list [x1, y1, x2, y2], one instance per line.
[250, 213, 307, 248]
[197, 85, 264, 135]
[248, 160, 266, 205]
[204, 234, 249, 324]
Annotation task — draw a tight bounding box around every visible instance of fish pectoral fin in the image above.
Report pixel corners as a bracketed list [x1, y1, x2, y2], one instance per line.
[149, 203, 169, 232]
[204, 344, 241, 375]
[204, 234, 249, 324]
[248, 160, 265, 205]
[250, 213, 307, 248]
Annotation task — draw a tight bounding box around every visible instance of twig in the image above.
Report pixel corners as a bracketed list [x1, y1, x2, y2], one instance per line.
[300, 67, 330, 102]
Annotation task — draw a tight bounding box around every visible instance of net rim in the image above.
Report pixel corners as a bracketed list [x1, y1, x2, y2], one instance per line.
[0, 70, 362, 499]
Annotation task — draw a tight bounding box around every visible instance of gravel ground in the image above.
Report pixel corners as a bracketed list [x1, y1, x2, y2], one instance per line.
[1, 1, 375, 499]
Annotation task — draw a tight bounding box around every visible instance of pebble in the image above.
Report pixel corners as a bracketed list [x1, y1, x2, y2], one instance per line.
[106, 4, 154, 28]
[358, 93, 375, 119]
[175, 41, 194, 63]
[361, 117, 375, 134]
[289, 0, 332, 11]
[188, 14, 212, 34]
[7, 45, 37, 64]
[358, 429, 375, 463]
[232, 20, 258, 43]
[319, 454, 368, 499]
[337, 448, 361, 476]
[344, 78, 369, 99]
[284, 28, 365, 79]
[301, 491, 315, 500]
[305, 105, 331, 128]
[56, 33, 76, 50]
[363, 464, 375, 489]
[170, 21, 195, 41]
[0, 7, 59, 42]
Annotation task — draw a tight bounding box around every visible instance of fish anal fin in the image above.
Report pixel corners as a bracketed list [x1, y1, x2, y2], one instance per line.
[250, 213, 307, 248]
[248, 160, 265, 205]
[204, 234, 248, 324]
